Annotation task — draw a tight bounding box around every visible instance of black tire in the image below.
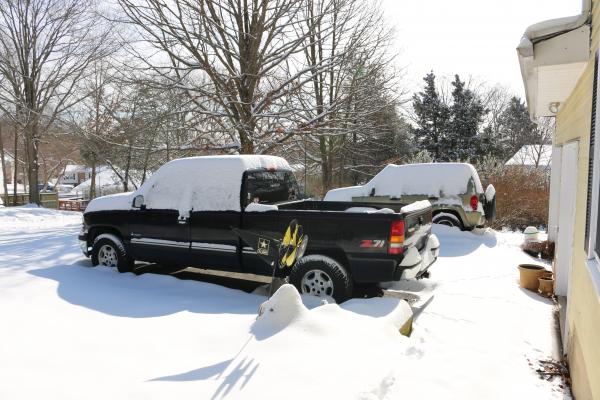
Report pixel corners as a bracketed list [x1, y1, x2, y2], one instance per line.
[289, 255, 353, 303]
[91, 235, 134, 273]
[433, 214, 464, 230]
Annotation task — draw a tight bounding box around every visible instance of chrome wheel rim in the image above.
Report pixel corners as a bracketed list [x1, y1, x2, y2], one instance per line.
[300, 269, 333, 297]
[98, 244, 118, 267]
[437, 219, 456, 227]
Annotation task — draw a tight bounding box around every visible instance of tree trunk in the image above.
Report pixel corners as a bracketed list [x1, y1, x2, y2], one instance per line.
[319, 136, 330, 193]
[90, 156, 97, 199]
[123, 141, 133, 191]
[26, 123, 40, 205]
[238, 124, 254, 154]
[0, 123, 8, 204]
[141, 144, 152, 185]
[12, 124, 18, 205]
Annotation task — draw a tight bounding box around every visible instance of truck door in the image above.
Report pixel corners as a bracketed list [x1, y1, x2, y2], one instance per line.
[189, 211, 241, 270]
[240, 210, 283, 275]
[239, 169, 300, 275]
[128, 209, 192, 266]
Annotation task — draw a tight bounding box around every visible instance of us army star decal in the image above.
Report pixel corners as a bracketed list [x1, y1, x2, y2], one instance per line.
[257, 238, 270, 255]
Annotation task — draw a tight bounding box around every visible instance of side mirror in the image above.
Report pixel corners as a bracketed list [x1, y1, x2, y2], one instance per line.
[485, 184, 496, 203]
[132, 194, 145, 209]
[483, 185, 496, 222]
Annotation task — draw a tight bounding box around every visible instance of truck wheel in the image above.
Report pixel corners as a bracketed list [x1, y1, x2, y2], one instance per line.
[289, 255, 353, 303]
[433, 214, 463, 230]
[91, 235, 134, 273]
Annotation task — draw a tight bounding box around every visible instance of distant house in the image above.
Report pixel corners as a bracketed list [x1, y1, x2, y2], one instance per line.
[58, 164, 92, 186]
[505, 144, 552, 170]
[72, 167, 141, 199]
[517, 1, 600, 398]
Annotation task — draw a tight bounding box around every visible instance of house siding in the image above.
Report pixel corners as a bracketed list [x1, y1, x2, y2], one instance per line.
[554, 1, 600, 398]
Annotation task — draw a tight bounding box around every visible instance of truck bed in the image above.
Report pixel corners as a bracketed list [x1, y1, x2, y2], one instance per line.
[276, 199, 432, 252]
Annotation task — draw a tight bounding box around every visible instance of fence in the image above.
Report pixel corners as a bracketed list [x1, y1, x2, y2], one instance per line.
[1, 192, 59, 209]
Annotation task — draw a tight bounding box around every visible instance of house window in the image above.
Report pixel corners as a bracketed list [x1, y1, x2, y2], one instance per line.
[587, 51, 600, 261]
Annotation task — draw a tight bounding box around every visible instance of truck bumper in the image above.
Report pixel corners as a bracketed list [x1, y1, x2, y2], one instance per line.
[78, 234, 90, 257]
[348, 234, 440, 283]
[396, 234, 440, 280]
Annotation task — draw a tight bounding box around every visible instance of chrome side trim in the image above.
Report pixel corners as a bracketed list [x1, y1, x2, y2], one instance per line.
[191, 242, 237, 252]
[130, 238, 190, 249]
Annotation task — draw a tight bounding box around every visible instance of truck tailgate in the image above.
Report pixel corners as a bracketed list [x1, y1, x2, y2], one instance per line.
[402, 207, 433, 252]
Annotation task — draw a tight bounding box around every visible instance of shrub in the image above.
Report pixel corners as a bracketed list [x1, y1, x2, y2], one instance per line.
[479, 160, 549, 230]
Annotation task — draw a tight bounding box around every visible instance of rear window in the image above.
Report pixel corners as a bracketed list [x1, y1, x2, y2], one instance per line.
[243, 170, 299, 207]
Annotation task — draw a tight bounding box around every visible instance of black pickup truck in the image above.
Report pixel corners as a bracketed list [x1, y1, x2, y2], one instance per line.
[79, 155, 439, 302]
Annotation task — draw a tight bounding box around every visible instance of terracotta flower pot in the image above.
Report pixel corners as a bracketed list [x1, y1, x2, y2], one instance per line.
[538, 277, 555, 296]
[542, 271, 554, 279]
[518, 264, 547, 291]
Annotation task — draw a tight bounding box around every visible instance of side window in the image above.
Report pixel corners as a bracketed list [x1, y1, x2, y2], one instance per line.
[244, 170, 300, 206]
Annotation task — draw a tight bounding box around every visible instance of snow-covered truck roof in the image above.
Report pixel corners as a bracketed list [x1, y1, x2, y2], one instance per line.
[85, 155, 291, 214]
[324, 163, 484, 201]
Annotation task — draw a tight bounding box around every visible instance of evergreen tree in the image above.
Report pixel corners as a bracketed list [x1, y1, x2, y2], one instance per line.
[411, 72, 450, 160]
[445, 75, 487, 161]
[496, 97, 539, 159]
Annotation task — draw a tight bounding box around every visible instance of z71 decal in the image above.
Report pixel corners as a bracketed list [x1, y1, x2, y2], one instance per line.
[360, 239, 385, 248]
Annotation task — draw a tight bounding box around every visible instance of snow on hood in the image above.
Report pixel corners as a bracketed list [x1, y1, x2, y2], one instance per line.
[325, 162, 484, 201]
[85, 192, 134, 214]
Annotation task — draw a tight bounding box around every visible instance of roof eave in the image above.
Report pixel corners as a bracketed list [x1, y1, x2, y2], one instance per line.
[517, 1, 592, 119]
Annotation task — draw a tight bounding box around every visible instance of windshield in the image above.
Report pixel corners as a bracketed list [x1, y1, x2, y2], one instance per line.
[243, 170, 300, 207]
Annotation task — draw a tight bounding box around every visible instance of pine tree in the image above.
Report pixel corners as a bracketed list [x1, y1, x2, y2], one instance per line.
[446, 75, 487, 161]
[496, 97, 539, 159]
[411, 72, 450, 160]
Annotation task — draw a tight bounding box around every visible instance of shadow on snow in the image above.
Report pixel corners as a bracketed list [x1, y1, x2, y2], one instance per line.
[29, 263, 264, 318]
[433, 225, 498, 257]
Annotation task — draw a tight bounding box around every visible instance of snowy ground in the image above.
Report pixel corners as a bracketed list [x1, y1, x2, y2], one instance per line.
[0, 207, 568, 399]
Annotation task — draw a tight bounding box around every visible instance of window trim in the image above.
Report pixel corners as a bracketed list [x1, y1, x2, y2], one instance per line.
[589, 50, 600, 259]
[586, 50, 600, 295]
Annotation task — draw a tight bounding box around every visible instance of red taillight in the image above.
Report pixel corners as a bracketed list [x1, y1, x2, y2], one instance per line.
[470, 195, 478, 211]
[389, 220, 405, 255]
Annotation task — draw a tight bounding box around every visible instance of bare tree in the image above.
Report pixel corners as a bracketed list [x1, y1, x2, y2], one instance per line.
[118, 0, 338, 154]
[287, 0, 402, 191]
[0, 0, 112, 204]
[0, 121, 8, 203]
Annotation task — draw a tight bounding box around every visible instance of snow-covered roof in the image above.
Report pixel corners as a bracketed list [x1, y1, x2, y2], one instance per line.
[0, 183, 26, 195]
[325, 163, 483, 201]
[63, 164, 89, 174]
[140, 155, 290, 215]
[73, 169, 136, 194]
[505, 145, 552, 167]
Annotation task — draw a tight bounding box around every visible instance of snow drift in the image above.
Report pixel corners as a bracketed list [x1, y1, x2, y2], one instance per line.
[0, 207, 567, 400]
